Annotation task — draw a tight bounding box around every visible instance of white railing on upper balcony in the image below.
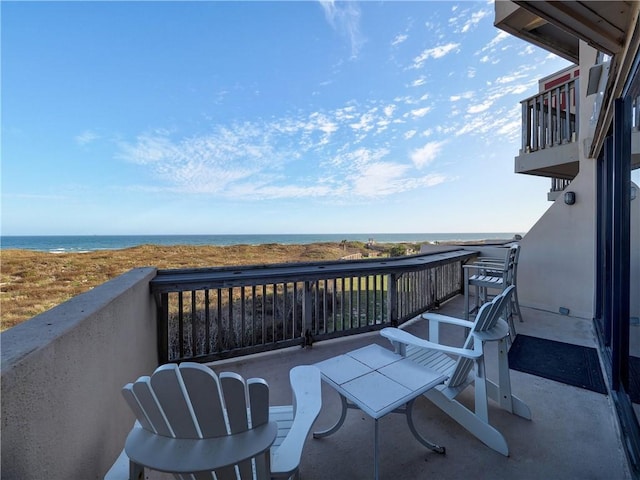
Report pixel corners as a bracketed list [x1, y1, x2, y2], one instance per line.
[550, 177, 572, 192]
[521, 77, 579, 153]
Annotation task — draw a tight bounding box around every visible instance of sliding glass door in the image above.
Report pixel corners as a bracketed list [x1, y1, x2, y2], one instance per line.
[595, 55, 640, 474]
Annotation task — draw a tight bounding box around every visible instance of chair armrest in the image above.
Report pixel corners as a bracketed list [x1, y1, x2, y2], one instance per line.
[421, 312, 475, 329]
[380, 327, 482, 359]
[270, 366, 322, 477]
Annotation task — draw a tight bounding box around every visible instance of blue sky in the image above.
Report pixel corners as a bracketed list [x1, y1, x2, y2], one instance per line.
[2, 1, 572, 235]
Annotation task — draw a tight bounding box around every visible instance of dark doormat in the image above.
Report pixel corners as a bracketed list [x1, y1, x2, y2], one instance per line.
[508, 334, 607, 394]
[629, 356, 640, 404]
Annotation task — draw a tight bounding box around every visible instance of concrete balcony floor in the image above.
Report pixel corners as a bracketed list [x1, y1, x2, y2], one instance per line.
[150, 294, 631, 479]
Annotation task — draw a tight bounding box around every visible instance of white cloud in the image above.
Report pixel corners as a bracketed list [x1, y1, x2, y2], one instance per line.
[450, 91, 474, 102]
[482, 31, 509, 52]
[351, 162, 410, 197]
[411, 77, 427, 87]
[229, 182, 335, 199]
[350, 113, 376, 132]
[510, 84, 529, 95]
[376, 118, 391, 133]
[384, 104, 396, 117]
[334, 105, 357, 121]
[495, 73, 527, 84]
[519, 45, 536, 56]
[404, 130, 417, 139]
[497, 120, 520, 137]
[412, 42, 460, 68]
[391, 34, 408, 46]
[410, 140, 446, 168]
[461, 9, 489, 33]
[319, 1, 365, 59]
[409, 106, 432, 118]
[467, 100, 493, 114]
[308, 112, 339, 140]
[420, 173, 447, 187]
[75, 130, 100, 146]
[328, 147, 389, 168]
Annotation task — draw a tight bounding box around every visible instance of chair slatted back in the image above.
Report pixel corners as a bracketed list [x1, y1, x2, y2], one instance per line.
[122, 362, 270, 480]
[446, 286, 515, 387]
[504, 245, 520, 286]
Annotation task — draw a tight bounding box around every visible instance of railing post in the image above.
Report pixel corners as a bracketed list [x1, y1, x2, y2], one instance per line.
[521, 101, 527, 152]
[563, 81, 570, 142]
[555, 86, 561, 145]
[574, 80, 580, 140]
[388, 273, 398, 327]
[532, 95, 539, 151]
[302, 280, 313, 344]
[156, 293, 169, 365]
[546, 89, 552, 147]
[432, 268, 439, 306]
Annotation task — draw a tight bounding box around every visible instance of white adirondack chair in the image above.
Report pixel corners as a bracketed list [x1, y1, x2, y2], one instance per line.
[106, 363, 321, 480]
[381, 285, 531, 456]
[463, 244, 523, 338]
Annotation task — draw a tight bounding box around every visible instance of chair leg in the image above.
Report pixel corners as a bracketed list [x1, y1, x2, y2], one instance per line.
[512, 288, 524, 323]
[485, 338, 532, 420]
[424, 390, 509, 456]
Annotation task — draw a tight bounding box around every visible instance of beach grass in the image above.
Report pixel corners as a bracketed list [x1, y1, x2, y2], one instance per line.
[0, 241, 391, 331]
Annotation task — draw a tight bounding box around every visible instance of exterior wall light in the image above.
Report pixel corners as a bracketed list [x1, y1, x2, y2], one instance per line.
[564, 191, 576, 205]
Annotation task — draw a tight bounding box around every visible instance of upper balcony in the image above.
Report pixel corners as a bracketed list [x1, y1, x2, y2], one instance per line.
[0, 245, 633, 479]
[516, 67, 580, 180]
[497, 0, 640, 191]
[514, 64, 640, 185]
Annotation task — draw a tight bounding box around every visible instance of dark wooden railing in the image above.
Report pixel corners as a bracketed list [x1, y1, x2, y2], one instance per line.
[150, 249, 477, 363]
[521, 77, 579, 153]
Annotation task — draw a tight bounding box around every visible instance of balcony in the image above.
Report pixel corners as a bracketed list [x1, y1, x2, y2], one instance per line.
[516, 75, 579, 180]
[0, 246, 632, 479]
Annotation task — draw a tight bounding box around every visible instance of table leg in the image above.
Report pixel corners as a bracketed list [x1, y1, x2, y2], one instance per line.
[405, 399, 446, 454]
[313, 394, 348, 439]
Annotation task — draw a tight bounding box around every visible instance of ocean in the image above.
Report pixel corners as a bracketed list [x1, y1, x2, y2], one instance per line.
[0, 233, 521, 253]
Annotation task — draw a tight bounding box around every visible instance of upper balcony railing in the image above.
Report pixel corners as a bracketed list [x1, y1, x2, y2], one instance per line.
[150, 249, 477, 363]
[521, 77, 579, 154]
[550, 177, 572, 192]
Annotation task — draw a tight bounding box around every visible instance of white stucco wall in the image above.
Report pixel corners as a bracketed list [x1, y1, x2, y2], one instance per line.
[1, 267, 158, 479]
[519, 164, 597, 318]
[517, 42, 599, 319]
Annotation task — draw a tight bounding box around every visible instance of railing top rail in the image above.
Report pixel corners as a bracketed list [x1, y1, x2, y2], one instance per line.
[520, 76, 576, 105]
[150, 250, 477, 293]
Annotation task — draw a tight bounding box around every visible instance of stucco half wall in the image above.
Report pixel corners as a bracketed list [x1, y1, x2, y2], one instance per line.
[1, 267, 158, 479]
